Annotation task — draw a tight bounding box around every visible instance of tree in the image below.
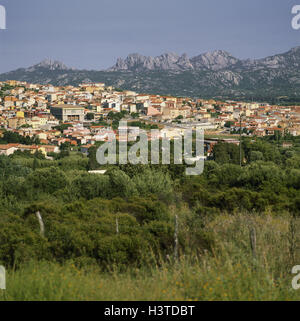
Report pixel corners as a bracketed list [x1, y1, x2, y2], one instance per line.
[213, 142, 241, 165]
[243, 139, 282, 164]
[0, 131, 39, 145]
[108, 169, 138, 198]
[60, 142, 71, 152]
[224, 121, 234, 128]
[54, 124, 72, 133]
[87, 145, 99, 170]
[249, 151, 264, 162]
[32, 157, 39, 171]
[132, 168, 173, 201]
[26, 167, 68, 195]
[72, 173, 111, 199]
[131, 112, 139, 119]
[86, 113, 95, 121]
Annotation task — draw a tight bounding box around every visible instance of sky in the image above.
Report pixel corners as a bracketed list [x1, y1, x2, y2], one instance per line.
[0, 0, 299, 73]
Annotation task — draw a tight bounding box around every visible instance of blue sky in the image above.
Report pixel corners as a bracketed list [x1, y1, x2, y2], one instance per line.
[0, 0, 299, 72]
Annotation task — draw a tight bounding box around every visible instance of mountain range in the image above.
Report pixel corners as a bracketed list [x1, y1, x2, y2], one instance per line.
[2, 47, 300, 101]
[108, 51, 240, 72]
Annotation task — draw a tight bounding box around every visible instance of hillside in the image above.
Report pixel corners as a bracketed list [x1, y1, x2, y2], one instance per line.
[2, 47, 300, 101]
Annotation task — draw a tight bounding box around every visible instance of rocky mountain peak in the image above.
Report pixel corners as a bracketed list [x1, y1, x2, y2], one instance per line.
[190, 50, 240, 71]
[289, 46, 300, 53]
[108, 52, 194, 72]
[26, 59, 74, 71]
[109, 50, 241, 72]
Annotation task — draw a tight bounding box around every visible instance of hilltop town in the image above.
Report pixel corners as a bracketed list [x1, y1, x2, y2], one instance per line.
[0, 80, 300, 157]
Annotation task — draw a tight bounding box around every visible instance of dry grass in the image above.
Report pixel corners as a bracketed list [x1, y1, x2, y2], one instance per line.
[1, 213, 300, 301]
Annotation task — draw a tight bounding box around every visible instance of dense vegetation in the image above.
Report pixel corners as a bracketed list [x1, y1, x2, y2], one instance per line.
[2, 212, 299, 301]
[0, 131, 40, 145]
[0, 133, 300, 300]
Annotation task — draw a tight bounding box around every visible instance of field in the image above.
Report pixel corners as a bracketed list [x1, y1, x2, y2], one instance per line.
[0, 133, 300, 301]
[1, 213, 300, 301]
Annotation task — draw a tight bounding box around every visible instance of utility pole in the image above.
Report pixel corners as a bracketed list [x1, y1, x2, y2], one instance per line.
[239, 112, 242, 167]
[116, 216, 119, 235]
[240, 114, 242, 167]
[0, 265, 6, 300]
[249, 226, 257, 260]
[36, 211, 45, 237]
[174, 214, 178, 262]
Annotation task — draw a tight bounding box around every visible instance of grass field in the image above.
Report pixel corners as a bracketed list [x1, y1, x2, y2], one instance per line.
[1, 213, 300, 301]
